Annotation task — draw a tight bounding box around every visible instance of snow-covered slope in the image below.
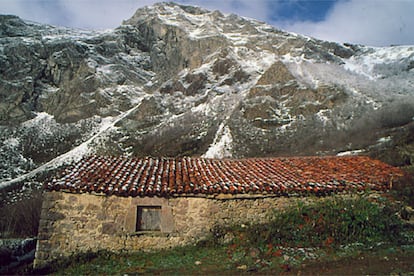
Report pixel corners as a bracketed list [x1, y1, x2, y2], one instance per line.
[1, 2, 413, 192]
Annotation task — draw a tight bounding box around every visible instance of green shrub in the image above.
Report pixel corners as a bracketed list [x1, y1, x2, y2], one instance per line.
[229, 194, 406, 249]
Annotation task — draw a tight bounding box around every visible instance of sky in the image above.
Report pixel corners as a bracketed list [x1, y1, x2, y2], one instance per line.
[0, 0, 413, 47]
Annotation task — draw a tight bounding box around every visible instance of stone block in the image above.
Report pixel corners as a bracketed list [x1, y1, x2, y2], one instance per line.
[102, 222, 119, 235]
[69, 195, 78, 202]
[37, 240, 52, 251]
[71, 216, 88, 223]
[124, 206, 136, 232]
[47, 191, 63, 201]
[96, 211, 109, 220]
[56, 222, 75, 232]
[161, 206, 175, 233]
[34, 250, 49, 260]
[46, 211, 65, 221]
[83, 203, 97, 211]
[38, 219, 51, 228]
[37, 232, 51, 240]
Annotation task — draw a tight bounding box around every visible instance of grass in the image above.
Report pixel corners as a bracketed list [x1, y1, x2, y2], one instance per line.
[42, 192, 414, 275]
[44, 246, 233, 275]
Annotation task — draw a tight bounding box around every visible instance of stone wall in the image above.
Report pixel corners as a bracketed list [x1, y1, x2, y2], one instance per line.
[34, 191, 304, 268]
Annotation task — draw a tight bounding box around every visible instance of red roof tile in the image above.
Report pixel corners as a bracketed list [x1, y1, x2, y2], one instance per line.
[46, 155, 404, 197]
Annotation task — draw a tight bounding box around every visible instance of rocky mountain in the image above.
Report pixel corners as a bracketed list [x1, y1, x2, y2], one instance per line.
[1, 2, 414, 193]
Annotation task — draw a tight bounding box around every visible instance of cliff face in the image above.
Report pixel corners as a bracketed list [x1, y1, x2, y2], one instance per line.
[1, 3, 414, 188]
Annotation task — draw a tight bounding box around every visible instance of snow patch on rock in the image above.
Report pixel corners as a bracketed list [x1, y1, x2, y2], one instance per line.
[315, 109, 331, 126]
[203, 123, 233, 159]
[336, 149, 365, 156]
[343, 46, 414, 80]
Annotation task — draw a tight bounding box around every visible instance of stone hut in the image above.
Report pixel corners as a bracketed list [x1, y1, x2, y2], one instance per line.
[34, 155, 403, 268]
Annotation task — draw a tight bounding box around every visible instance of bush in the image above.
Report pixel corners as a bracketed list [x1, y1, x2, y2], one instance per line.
[0, 190, 43, 238]
[225, 195, 406, 249]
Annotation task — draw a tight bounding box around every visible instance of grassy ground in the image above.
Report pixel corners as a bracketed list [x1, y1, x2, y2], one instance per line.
[47, 243, 414, 275]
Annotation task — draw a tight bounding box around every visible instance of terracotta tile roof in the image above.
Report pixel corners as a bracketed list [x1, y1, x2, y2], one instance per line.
[46, 155, 404, 197]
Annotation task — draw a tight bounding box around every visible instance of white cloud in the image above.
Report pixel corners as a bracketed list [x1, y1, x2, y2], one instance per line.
[277, 0, 414, 46]
[61, 0, 160, 29]
[1, 0, 67, 26]
[0, 0, 160, 29]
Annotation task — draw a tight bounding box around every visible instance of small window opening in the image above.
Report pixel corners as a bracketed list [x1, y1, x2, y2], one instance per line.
[136, 206, 161, 231]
